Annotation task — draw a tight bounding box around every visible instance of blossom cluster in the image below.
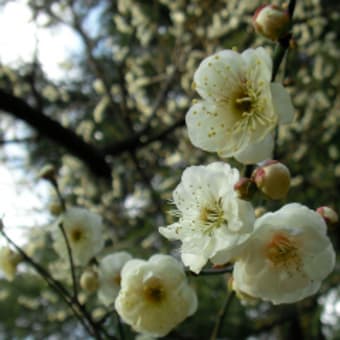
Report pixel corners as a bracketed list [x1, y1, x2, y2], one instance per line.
[160, 45, 335, 306]
[159, 163, 335, 305]
[0, 6, 337, 339]
[51, 208, 198, 337]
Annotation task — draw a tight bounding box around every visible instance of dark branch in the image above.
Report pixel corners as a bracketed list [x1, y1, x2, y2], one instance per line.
[103, 117, 185, 156]
[0, 89, 111, 180]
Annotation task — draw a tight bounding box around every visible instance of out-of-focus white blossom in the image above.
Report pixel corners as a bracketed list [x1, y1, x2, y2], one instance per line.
[115, 254, 197, 337]
[186, 48, 294, 163]
[233, 203, 335, 304]
[0, 247, 22, 281]
[53, 207, 105, 266]
[97, 251, 132, 306]
[49, 202, 63, 216]
[159, 162, 255, 273]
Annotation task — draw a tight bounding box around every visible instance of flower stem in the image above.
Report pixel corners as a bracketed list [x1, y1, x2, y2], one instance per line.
[115, 310, 125, 340]
[49, 180, 79, 301]
[51, 179, 67, 212]
[245, 0, 297, 174]
[271, 0, 297, 158]
[210, 290, 235, 340]
[0, 227, 94, 337]
[272, 0, 297, 81]
[58, 222, 79, 299]
[189, 265, 233, 276]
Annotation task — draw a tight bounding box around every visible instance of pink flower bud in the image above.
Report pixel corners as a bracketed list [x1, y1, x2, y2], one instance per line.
[252, 160, 291, 200]
[316, 206, 338, 225]
[253, 5, 291, 41]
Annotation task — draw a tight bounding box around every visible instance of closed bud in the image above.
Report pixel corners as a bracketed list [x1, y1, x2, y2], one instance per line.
[49, 202, 63, 216]
[234, 177, 256, 200]
[252, 160, 291, 200]
[253, 5, 291, 41]
[316, 206, 338, 225]
[80, 268, 99, 293]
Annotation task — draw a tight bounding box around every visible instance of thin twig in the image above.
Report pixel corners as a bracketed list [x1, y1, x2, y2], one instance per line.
[58, 222, 78, 299]
[0, 228, 94, 336]
[210, 291, 235, 340]
[115, 310, 125, 340]
[245, 0, 297, 175]
[0, 136, 38, 144]
[51, 180, 66, 212]
[137, 68, 178, 136]
[50, 180, 78, 299]
[189, 265, 233, 276]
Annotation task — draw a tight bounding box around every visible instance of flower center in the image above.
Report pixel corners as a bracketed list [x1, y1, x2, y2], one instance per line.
[199, 198, 226, 234]
[143, 276, 165, 304]
[234, 94, 253, 115]
[70, 228, 84, 242]
[228, 80, 276, 147]
[265, 232, 301, 271]
[112, 274, 121, 286]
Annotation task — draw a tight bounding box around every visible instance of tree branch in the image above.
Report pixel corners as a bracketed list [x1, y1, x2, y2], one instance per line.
[0, 89, 111, 180]
[103, 117, 185, 156]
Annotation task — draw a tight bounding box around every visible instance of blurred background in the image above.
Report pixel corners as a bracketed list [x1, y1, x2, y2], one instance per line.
[0, 0, 339, 338]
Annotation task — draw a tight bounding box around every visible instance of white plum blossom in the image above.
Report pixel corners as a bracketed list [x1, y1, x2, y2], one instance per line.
[115, 254, 197, 337]
[53, 207, 105, 266]
[233, 203, 335, 304]
[0, 247, 22, 281]
[97, 251, 132, 306]
[186, 47, 294, 163]
[159, 162, 255, 273]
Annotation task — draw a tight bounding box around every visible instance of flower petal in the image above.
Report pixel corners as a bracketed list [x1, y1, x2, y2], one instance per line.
[194, 50, 243, 102]
[232, 133, 274, 164]
[186, 101, 239, 153]
[241, 47, 272, 82]
[271, 82, 294, 124]
[181, 252, 207, 273]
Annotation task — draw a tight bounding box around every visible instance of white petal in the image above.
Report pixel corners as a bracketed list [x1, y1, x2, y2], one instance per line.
[233, 133, 274, 164]
[158, 223, 181, 241]
[194, 50, 243, 102]
[271, 83, 294, 124]
[241, 47, 272, 82]
[181, 252, 207, 273]
[186, 101, 238, 153]
[205, 162, 240, 186]
[303, 244, 335, 281]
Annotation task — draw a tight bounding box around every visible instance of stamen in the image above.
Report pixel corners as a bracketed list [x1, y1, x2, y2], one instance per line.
[265, 232, 301, 271]
[70, 228, 84, 242]
[199, 198, 226, 234]
[230, 80, 275, 136]
[143, 276, 165, 304]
